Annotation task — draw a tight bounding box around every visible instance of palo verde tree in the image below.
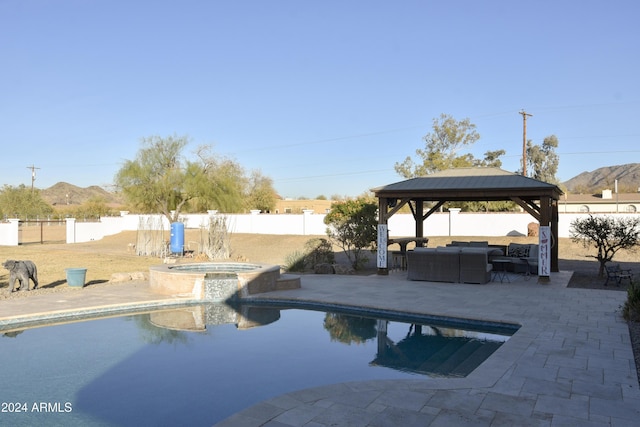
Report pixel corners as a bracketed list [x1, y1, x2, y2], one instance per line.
[190, 145, 277, 213]
[394, 113, 505, 178]
[526, 135, 560, 185]
[394, 113, 508, 211]
[245, 170, 278, 213]
[54, 196, 114, 220]
[189, 145, 248, 214]
[115, 135, 277, 224]
[324, 197, 378, 270]
[0, 184, 53, 220]
[570, 214, 640, 277]
[115, 135, 203, 224]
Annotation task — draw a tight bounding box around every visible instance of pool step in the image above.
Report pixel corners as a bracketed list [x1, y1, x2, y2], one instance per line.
[276, 274, 301, 291]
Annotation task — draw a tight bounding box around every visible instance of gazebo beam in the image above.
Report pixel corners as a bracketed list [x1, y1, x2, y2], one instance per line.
[422, 201, 445, 221]
[512, 197, 541, 220]
[381, 197, 412, 222]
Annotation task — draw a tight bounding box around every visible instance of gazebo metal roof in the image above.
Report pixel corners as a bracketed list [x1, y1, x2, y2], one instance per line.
[373, 167, 563, 200]
[373, 167, 563, 274]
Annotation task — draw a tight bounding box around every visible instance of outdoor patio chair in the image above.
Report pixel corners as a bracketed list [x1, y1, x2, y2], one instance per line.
[604, 263, 633, 286]
[389, 250, 407, 271]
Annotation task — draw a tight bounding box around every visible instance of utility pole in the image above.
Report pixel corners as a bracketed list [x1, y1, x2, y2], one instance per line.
[27, 164, 40, 193]
[519, 110, 532, 176]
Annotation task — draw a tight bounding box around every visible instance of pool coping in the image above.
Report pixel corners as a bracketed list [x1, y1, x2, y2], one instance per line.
[0, 297, 202, 331]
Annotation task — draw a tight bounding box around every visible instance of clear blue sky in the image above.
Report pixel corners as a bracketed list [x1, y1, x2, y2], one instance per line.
[1, 1, 638, 198]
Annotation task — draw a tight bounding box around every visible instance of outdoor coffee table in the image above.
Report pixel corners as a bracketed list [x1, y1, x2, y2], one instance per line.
[492, 259, 511, 283]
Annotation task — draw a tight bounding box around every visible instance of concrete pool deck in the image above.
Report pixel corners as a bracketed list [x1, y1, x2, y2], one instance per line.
[1, 271, 639, 426]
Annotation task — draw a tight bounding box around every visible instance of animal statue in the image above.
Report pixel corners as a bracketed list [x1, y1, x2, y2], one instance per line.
[2, 260, 39, 292]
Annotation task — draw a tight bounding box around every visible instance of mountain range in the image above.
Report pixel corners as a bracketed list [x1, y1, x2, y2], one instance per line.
[39, 163, 640, 206]
[40, 182, 125, 207]
[562, 163, 640, 193]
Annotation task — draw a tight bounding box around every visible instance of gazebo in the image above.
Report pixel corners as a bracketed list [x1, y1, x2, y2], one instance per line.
[372, 167, 564, 275]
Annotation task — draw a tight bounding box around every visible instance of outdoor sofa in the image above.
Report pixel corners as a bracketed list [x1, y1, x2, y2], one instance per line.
[406, 246, 493, 284]
[492, 243, 539, 274]
[448, 240, 539, 275]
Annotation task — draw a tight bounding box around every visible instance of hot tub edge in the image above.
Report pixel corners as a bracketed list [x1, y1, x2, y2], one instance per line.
[149, 262, 300, 300]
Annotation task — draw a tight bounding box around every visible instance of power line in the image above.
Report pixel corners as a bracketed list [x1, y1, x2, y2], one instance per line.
[558, 150, 640, 156]
[221, 125, 426, 155]
[274, 168, 392, 183]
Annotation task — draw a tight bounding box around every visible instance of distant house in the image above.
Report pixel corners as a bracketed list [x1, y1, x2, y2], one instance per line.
[273, 199, 333, 214]
[560, 189, 640, 213]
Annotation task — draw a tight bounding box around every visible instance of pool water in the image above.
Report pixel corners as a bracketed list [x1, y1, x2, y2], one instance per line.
[0, 304, 514, 426]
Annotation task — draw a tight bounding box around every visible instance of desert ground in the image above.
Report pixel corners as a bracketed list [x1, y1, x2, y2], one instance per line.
[1, 225, 637, 297]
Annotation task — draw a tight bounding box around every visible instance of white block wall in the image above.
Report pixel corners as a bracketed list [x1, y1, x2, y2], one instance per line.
[1, 211, 638, 246]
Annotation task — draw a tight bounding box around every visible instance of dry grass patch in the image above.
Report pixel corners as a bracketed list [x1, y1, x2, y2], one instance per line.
[1, 228, 638, 294]
[0, 229, 321, 294]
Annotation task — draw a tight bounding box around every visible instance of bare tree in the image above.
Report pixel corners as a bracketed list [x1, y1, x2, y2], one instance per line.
[203, 215, 230, 260]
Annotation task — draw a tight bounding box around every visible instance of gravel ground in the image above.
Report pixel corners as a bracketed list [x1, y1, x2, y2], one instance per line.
[627, 324, 640, 384]
[1, 230, 639, 382]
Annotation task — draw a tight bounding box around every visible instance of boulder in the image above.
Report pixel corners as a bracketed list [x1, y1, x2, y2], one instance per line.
[130, 271, 147, 281]
[110, 271, 148, 283]
[314, 263, 334, 274]
[332, 264, 355, 275]
[110, 272, 132, 283]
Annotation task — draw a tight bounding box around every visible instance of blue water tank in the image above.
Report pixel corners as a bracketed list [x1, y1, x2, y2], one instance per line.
[170, 222, 184, 254]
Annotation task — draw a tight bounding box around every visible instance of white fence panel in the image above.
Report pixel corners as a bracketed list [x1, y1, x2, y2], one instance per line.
[0, 219, 19, 246]
[449, 212, 534, 237]
[1, 211, 639, 246]
[388, 212, 536, 237]
[73, 221, 106, 243]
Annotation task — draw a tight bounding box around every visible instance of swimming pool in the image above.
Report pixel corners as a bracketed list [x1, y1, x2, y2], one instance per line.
[0, 303, 515, 426]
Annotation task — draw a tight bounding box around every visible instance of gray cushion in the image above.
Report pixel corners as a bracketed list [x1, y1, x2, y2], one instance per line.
[508, 244, 530, 257]
[412, 247, 435, 253]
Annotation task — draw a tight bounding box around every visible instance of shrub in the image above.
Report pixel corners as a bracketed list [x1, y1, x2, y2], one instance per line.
[324, 198, 377, 270]
[304, 238, 335, 268]
[284, 238, 335, 272]
[284, 250, 307, 272]
[623, 281, 640, 322]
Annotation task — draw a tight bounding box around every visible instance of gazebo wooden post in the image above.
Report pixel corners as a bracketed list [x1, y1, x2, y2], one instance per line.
[551, 199, 559, 273]
[539, 195, 560, 275]
[415, 199, 424, 239]
[377, 197, 389, 275]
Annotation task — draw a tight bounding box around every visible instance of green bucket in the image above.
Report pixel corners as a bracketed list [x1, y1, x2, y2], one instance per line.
[65, 268, 87, 288]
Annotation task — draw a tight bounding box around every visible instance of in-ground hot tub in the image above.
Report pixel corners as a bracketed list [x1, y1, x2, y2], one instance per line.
[149, 262, 300, 302]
